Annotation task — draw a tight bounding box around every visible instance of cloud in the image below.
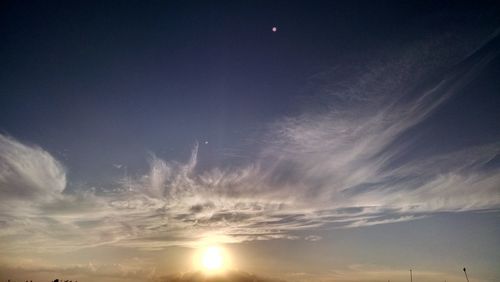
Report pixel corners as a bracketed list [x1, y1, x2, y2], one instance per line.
[0, 134, 66, 203]
[0, 34, 499, 260]
[154, 271, 285, 282]
[319, 264, 479, 282]
[0, 260, 155, 282]
[262, 35, 500, 216]
[304, 235, 322, 241]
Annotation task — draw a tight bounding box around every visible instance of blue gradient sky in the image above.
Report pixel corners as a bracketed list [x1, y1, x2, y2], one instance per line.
[0, 1, 499, 281]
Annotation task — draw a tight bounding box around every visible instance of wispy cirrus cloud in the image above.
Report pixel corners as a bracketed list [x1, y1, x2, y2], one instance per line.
[0, 134, 66, 203]
[0, 34, 499, 259]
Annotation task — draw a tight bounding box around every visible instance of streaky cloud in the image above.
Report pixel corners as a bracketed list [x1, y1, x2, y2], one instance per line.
[0, 134, 66, 204]
[0, 33, 499, 257]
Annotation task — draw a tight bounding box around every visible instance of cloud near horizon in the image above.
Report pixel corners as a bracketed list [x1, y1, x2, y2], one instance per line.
[154, 270, 286, 282]
[0, 35, 499, 257]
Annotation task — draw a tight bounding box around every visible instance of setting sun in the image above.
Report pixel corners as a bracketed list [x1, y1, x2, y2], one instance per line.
[202, 247, 223, 270]
[196, 246, 230, 274]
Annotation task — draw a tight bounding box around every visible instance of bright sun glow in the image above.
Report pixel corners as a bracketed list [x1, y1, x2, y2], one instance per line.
[196, 246, 230, 274]
[202, 247, 223, 270]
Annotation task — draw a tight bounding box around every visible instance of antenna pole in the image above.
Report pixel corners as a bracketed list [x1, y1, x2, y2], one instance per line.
[463, 267, 470, 282]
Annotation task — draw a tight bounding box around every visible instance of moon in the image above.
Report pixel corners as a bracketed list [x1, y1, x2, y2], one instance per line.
[272, 26, 277, 32]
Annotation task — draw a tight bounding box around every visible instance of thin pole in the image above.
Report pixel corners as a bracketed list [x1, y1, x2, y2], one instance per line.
[410, 269, 413, 282]
[463, 267, 470, 282]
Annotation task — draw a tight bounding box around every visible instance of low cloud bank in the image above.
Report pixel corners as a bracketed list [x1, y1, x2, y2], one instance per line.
[155, 271, 285, 282]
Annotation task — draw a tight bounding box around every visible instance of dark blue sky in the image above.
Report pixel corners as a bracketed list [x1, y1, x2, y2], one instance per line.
[2, 1, 499, 185]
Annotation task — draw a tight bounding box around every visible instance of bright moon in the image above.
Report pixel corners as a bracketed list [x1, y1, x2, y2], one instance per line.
[198, 246, 229, 273]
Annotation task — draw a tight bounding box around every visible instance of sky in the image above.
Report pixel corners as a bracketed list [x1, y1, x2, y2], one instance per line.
[0, 1, 500, 281]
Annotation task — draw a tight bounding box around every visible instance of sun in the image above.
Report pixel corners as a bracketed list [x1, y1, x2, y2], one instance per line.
[196, 246, 230, 274]
[202, 247, 223, 270]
